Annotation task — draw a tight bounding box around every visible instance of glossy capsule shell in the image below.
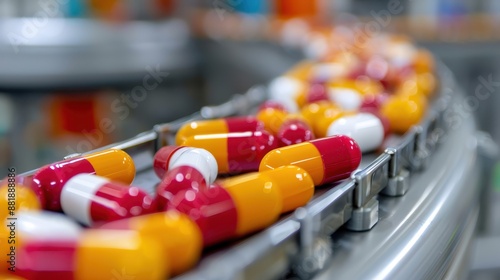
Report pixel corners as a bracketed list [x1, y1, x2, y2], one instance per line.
[181, 131, 278, 174]
[0, 183, 40, 221]
[326, 113, 384, 153]
[259, 135, 361, 186]
[31, 149, 135, 211]
[172, 166, 314, 243]
[277, 119, 315, 146]
[381, 94, 426, 134]
[17, 230, 168, 280]
[153, 146, 218, 184]
[221, 166, 313, 234]
[170, 186, 238, 246]
[78, 230, 168, 280]
[155, 166, 207, 210]
[256, 106, 288, 135]
[61, 174, 155, 226]
[175, 116, 264, 145]
[1, 211, 82, 272]
[100, 211, 203, 275]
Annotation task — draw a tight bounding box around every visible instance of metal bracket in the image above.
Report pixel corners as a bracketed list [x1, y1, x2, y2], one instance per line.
[346, 197, 379, 231]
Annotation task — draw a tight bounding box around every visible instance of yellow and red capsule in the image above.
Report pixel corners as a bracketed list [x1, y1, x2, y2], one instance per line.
[260, 135, 361, 186]
[170, 166, 314, 246]
[175, 116, 264, 145]
[31, 149, 135, 211]
[180, 131, 278, 174]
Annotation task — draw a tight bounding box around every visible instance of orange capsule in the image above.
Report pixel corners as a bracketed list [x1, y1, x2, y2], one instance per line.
[381, 94, 427, 134]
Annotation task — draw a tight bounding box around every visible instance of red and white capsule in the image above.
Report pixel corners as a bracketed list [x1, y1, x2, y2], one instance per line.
[326, 112, 385, 153]
[153, 146, 218, 184]
[60, 174, 155, 226]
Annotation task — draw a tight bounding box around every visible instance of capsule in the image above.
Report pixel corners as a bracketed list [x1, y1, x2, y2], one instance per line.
[268, 76, 304, 113]
[277, 118, 315, 146]
[0, 182, 40, 221]
[15, 230, 168, 280]
[153, 146, 218, 184]
[60, 174, 155, 226]
[326, 113, 384, 153]
[1, 211, 82, 273]
[175, 116, 264, 145]
[99, 211, 202, 275]
[181, 131, 278, 174]
[171, 166, 314, 245]
[259, 135, 361, 185]
[327, 87, 363, 111]
[381, 94, 426, 134]
[155, 166, 207, 210]
[31, 149, 135, 211]
[306, 83, 329, 104]
[256, 106, 288, 135]
[301, 101, 344, 138]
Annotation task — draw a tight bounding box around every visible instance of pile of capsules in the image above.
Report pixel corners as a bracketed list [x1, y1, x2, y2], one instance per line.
[0, 30, 435, 280]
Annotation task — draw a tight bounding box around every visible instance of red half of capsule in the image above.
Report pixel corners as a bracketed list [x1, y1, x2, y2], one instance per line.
[277, 119, 315, 147]
[155, 166, 207, 211]
[31, 157, 95, 211]
[311, 135, 362, 184]
[307, 83, 329, 104]
[153, 146, 184, 179]
[182, 131, 278, 174]
[169, 186, 238, 247]
[225, 116, 265, 133]
[226, 131, 278, 173]
[257, 100, 287, 112]
[16, 240, 77, 280]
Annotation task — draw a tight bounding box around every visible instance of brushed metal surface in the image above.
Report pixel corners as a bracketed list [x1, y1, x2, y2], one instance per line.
[315, 105, 479, 280]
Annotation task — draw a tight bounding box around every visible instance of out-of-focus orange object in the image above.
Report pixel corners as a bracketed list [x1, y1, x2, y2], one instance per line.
[275, 0, 318, 19]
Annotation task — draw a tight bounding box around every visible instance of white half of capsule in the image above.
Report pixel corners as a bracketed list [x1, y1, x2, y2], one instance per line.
[328, 87, 363, 111]
[168, 147, 218, 184]
[310, 62, 347, 82]
[326, 113, 384, 153]
[61, 174, 109, 226]
[17, 211, 82, 242]
[268, 76, 302, 113]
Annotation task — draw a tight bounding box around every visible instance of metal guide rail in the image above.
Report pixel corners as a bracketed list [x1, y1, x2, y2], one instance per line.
[19, 65, 456, 279]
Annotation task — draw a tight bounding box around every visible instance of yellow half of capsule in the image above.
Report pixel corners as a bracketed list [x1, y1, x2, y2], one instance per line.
[75, 230, 168, 280]
[256, 108, 288, 135]
[327, 78, 383, 96]
[284, 60, 314, 81]
[175, 120, 227, 146]
[0, 184, 40, 222]
[84, 149, 135, 184]
[220, 173, 283, 236]
[129, 211, 203, 275]
[182, 134, 229, 173]
[381, 95, 426, 134]
[259, 142, 324, 186]
[262, 166, 314, 213]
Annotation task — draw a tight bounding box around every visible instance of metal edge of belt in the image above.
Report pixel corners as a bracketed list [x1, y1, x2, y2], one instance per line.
[18, 63, 458, 279]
